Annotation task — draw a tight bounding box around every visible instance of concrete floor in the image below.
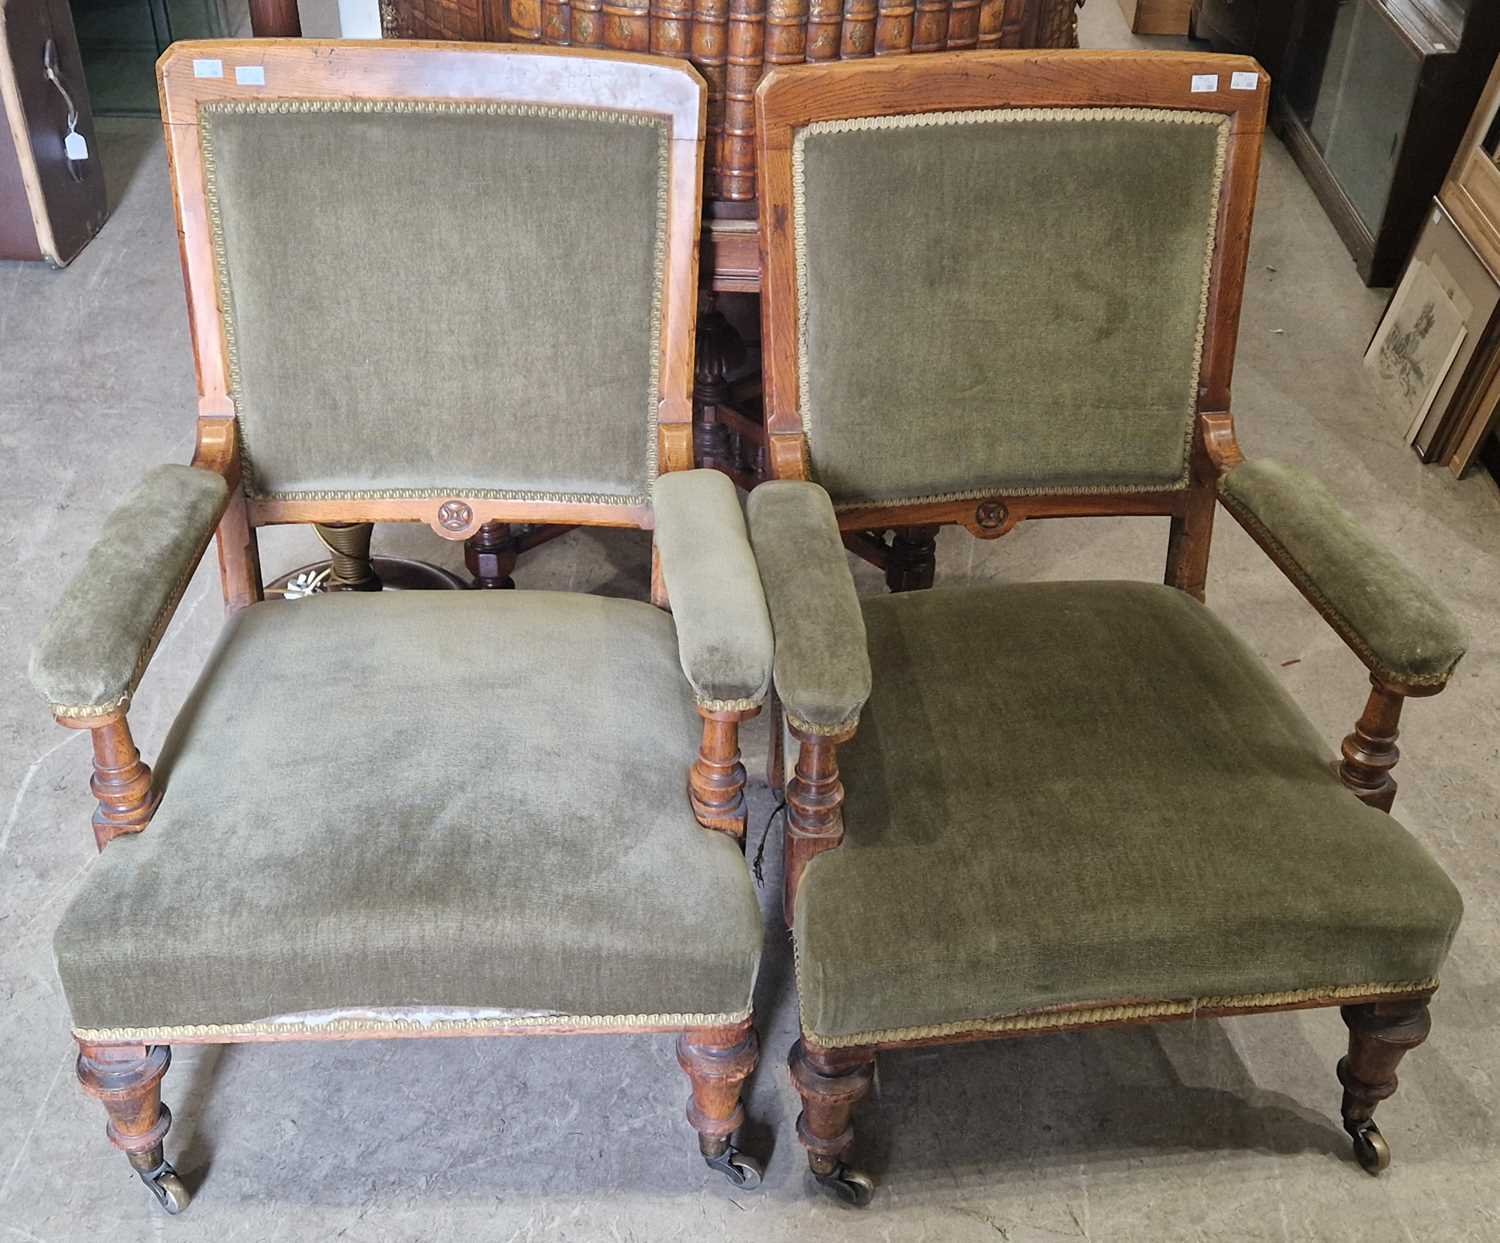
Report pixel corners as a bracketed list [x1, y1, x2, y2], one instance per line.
[3, 7, 1499, 1241]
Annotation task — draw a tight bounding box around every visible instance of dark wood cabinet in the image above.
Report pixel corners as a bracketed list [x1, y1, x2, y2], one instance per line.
[1197, 0, 1500, 286]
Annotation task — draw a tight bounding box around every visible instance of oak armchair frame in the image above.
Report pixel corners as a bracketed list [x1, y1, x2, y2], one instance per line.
[48, 41, 767, 1211]
[754, 50, 1456, 1201]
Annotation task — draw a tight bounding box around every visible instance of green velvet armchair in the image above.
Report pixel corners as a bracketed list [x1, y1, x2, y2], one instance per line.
[29, 41, 773, 1212]
[749, 50, 1468, 1204]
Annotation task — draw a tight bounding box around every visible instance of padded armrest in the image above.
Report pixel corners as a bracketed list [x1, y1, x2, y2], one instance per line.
[1217, 459, 1467, 688]
[746, 481, 871, 734]
[30, 464, 230, 718]
[652, 469, 773, 711]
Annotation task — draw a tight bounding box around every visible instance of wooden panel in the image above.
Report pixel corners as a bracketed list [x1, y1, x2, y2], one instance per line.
[1117, 0, 1192, 36]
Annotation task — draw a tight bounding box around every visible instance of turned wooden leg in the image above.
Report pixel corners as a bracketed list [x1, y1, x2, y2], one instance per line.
[789, 1039, 876, 1205]
[690, 708, 756, 840]
[76, 1044, 190, 1213]
[885, 526, 939, 593]
[1339, 680, 1406, 812]
[676, 1024, 762, 1187]
[693, 296, 747, 476]
[69, 715, 161, 851]
[783, 724, 851, 928]
[465, 520, 517, 589]
[1337, 1000, 1432, 1174]
[315, 522, 381, 591]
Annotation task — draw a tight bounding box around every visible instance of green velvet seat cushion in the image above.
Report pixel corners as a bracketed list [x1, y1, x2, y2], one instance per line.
[55, 591, 762, 1036]
[30, 464, 228, 716]
[1218, 459, 1468, 687]
[794, 581, 1462, 1047]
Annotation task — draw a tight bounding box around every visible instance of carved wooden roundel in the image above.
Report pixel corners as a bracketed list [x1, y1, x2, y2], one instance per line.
[437, 500, 473, 532]
[974, 500, 1007, 530]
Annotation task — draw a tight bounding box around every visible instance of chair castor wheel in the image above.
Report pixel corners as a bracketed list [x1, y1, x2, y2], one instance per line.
[704, 1144, 764, 1189]
[812, 1162, 875, 1207]
[1347, 1120, 1391, 1175]
[139, 1161, 191, 1214]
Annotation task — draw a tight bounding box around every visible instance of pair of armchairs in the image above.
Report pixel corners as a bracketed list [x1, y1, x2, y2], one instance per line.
[31, 41, 1465, 1215]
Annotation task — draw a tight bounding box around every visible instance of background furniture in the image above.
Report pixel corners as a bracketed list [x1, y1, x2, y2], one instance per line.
[0, 0, 107, 264]
[1194, 0, 1500, 287]
[31, 40, 772, 1212]
[751, 48, 1467, 1204]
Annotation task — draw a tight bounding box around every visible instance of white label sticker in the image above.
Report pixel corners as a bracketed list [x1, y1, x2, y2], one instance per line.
[64, 131, 89, 161]
[235, 65, 266, 86]
[1190, 74, 1219, 93]
[192, 58, 224, 79]
[1230, 71, 1259, 90]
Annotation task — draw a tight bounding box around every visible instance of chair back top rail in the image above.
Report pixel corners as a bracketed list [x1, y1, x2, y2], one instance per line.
[160, 40, 707, 541]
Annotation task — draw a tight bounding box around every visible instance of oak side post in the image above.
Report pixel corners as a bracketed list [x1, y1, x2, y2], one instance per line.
[1338, 679, 1406, 812]
[690, 707, 757, 839]
[783, 723, 852, 927]
[248, 0, 302, 36]
[1337, 999, 1431, 1173]
[61, 714, 161, 850]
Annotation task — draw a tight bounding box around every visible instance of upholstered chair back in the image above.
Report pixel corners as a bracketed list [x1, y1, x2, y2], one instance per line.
[788, 104, 1228, 506]
[198, 94, 670, 506]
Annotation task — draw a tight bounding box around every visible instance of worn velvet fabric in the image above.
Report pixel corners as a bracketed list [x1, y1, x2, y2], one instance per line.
[201, 103, 666, 502]
[29, 465, 228, 715]
[795, 111, 1226, 505]
[54, 591, 762, 1032]
[651, 469, 773, 708]
[746, 482, 870, 732]
[794, 581, 1462, 1044]
[1219, 459, 1468, 686]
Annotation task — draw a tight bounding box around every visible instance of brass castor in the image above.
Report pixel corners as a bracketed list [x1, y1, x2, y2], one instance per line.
[138, 1159, 190, 1214]
[1346, 1120, 1391, 1175]
[812, 1161, 875, 1207]
[705, 1144, 764, 1189]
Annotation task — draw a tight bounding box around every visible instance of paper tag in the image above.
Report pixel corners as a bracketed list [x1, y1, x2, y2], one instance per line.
[193, 58, 224, 79]
[235, 65, 266, 86]
[64, 131, 88, 161]
[1190, 74, 1219, 93]
[1230, 71, 1258, 90]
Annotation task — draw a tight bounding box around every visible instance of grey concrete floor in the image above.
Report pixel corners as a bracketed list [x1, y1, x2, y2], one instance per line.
[3, 9, 1499, 1242]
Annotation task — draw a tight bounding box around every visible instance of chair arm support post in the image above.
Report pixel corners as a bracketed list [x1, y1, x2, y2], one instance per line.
[59, 711, 162, 850]
[1337, 677, 1443, 813]
[784, 722, 853, 928]
[690, 707, 758, 840]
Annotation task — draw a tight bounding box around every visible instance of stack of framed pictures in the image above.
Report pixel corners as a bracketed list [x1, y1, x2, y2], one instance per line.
[1369, 51, 1500, 477]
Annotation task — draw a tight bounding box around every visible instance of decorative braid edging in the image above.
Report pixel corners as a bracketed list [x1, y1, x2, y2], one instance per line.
[802, 979, 1440, 1048]
[785, 709, 861, 737]
[74, 1007, 753, 1044]
[199, 99, 670, 507]
[1216, 477, 1457, 689]
[696, 691, 770, 713]
[791, 107, 1230, 508]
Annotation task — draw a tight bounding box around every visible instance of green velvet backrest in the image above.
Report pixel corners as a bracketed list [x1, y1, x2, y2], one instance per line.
[793, 107, 1229, 505]
[200, 101, 668, 505]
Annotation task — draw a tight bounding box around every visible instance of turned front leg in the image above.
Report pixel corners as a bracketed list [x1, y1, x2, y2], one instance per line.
[676, 1023, 763, 1186]
[789, 1039, 876, 1205]
[784, 723, 853, 927]
[76, 1043, 190, 1213]
[1337, 1000, 1432, 1174]
[60, 714, 161, 850]
[690, 707, 757, 839]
